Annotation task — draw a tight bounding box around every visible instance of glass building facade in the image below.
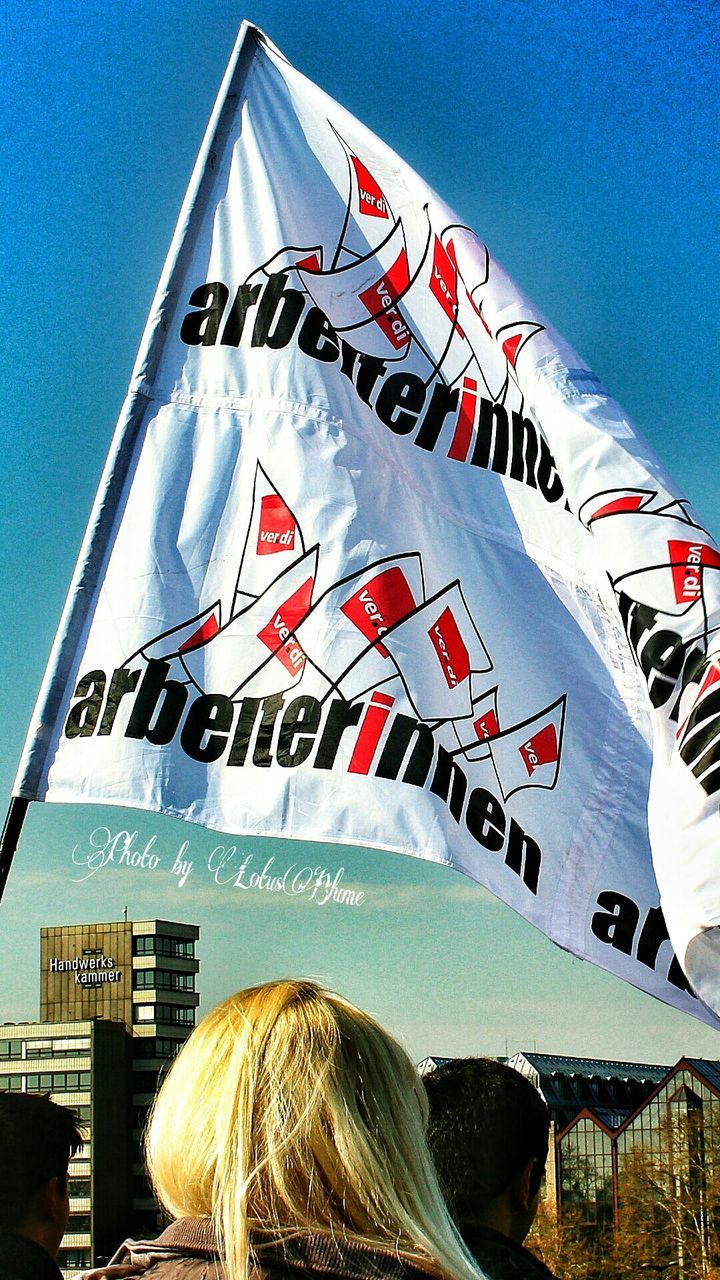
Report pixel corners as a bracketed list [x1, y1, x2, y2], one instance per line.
[559, 1114, 615, 1227]
[1, 917, 200, 1277]
[554, 1058, 720, 1273]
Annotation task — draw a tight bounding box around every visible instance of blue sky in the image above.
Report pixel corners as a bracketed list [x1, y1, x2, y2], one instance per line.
[1, 0, 719, 1063]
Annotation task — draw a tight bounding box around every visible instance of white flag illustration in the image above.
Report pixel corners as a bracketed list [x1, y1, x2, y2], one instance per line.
[136, 602, 222, 664]
[486, 698, 566, 801]
[181, 548, 318, 699]
[381, 583, 492, 722]
[331, 132, 398, 265]
[296, 220, 412, 358]
[295, 554, 425, 702]
[452, 686, 500, 760]
[234, 462, 306, 603]
[581, 493, 720, 616]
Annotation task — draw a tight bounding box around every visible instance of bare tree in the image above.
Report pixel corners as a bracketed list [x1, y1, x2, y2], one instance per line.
[531, 1099, 720, 1280]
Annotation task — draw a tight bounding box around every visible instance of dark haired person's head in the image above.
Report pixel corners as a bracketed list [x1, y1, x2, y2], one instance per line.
[0, 1091, 83, 1258]
[425, 1058, 550, 1246]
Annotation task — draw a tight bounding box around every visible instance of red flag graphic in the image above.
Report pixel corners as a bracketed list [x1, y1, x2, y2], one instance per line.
[351, 155, 390, 219]
[670, 540, 720, 605]
[590, 494, 648, 521]
[178, 612, 221, 653]
[501, 333, 522, 365]
[340, 565, 417, 656]
[430, 235, 459, 324]
[358, 249, 410, 350]
[474, 706, 500, 741]
[138, 602, 223, 663]
[497, 323, 544, 367]
[451, 687, 500, 760]
[520, 723, 559, 776]
[257, 493, 297, 556]
[428, 606, 471, 689]
[296, 252, 321, 272]
[257, 575, 314, 675]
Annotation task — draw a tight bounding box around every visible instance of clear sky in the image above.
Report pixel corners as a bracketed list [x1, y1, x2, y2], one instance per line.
[1, 0, 719, 1064]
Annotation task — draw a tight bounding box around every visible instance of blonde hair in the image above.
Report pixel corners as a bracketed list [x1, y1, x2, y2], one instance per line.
[146, 979, 480, 1280]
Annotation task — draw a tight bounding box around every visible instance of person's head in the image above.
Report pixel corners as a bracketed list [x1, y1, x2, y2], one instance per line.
[424, 1058, 550, 1244]
[146, 979, 481, 1280]
[0, 1091, 84, 1256]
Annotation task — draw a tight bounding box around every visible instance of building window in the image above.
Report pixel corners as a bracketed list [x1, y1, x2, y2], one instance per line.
[57, 1249, 91, 1269]
[26, 1038, 90, 1059]
[0, 1074, 23, 1089]
[25, 1071, 91, 1093]
[133, 935, 195, 959]
[133, 1037, 179, 1059]
[24, 1041, 51, 1058]
[132, 1070, 162, 1095]
[0, 1040, 22, 1059]
[134, 1004, 195, 1027]
[67, 1213, 91, 1232]
[133, 969, 195, 992]
[68, 1178, 90, 1199]
[559, 1117, 614, 1228]
[159, 1004, 194, 1026]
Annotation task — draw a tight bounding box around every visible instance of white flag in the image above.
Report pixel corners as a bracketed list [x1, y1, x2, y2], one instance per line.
[14, 23, 720, 1026]
[485, 698, 566, 802]
[381, 583, 492, 722]
[234, 462, 306, 602]
[180, 546, 318, 700]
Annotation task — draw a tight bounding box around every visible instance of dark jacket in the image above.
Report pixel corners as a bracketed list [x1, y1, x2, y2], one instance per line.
[78, 1219, 452, 1280]
[0, 1231, 63, 1280]
[461, 1227, 559, 1280]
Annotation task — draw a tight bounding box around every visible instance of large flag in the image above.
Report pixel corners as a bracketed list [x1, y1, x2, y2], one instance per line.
[12, 24, 720, 1025]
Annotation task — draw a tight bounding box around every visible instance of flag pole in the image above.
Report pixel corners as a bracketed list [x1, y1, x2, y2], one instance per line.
[0, 798, 29, 903]
[0, 22, 261, 905]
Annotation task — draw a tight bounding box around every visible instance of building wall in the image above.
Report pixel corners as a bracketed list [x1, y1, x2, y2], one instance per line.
[3, 918, 201, 1273]
[554, 1057, 720, 1280]
[90, 1020, 133, 1264]
[0, 1018, 130, 1278]
[41, 923, 133, 1026]
[544, 1119, 558, 1219]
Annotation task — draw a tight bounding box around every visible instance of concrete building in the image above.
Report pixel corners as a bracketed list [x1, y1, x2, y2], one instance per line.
[0, 917, 199, 1277]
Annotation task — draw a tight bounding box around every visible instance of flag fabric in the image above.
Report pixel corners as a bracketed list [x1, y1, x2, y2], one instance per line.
[15, 24, 720, 1024]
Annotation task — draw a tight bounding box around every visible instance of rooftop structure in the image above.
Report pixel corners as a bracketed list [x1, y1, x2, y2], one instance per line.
[507, 1050, 670, 1129]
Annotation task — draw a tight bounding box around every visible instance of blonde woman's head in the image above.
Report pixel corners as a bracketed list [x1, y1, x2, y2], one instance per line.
[146, 979, 478, 1280]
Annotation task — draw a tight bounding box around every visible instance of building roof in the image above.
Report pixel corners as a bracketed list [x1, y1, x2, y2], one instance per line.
[683, 1059, 720, 1092]
[591, 1106, 635, 1129]
[416, 1056, 454, 1076]
[509, 1051, 671, 1130]
[514, 1052, 669, 1083]
[416, 1051, 683, 1131]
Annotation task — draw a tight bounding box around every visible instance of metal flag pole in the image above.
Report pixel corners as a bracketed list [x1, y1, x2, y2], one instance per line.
[0, 798, 30, 902]
[0, 22, 261, 905]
